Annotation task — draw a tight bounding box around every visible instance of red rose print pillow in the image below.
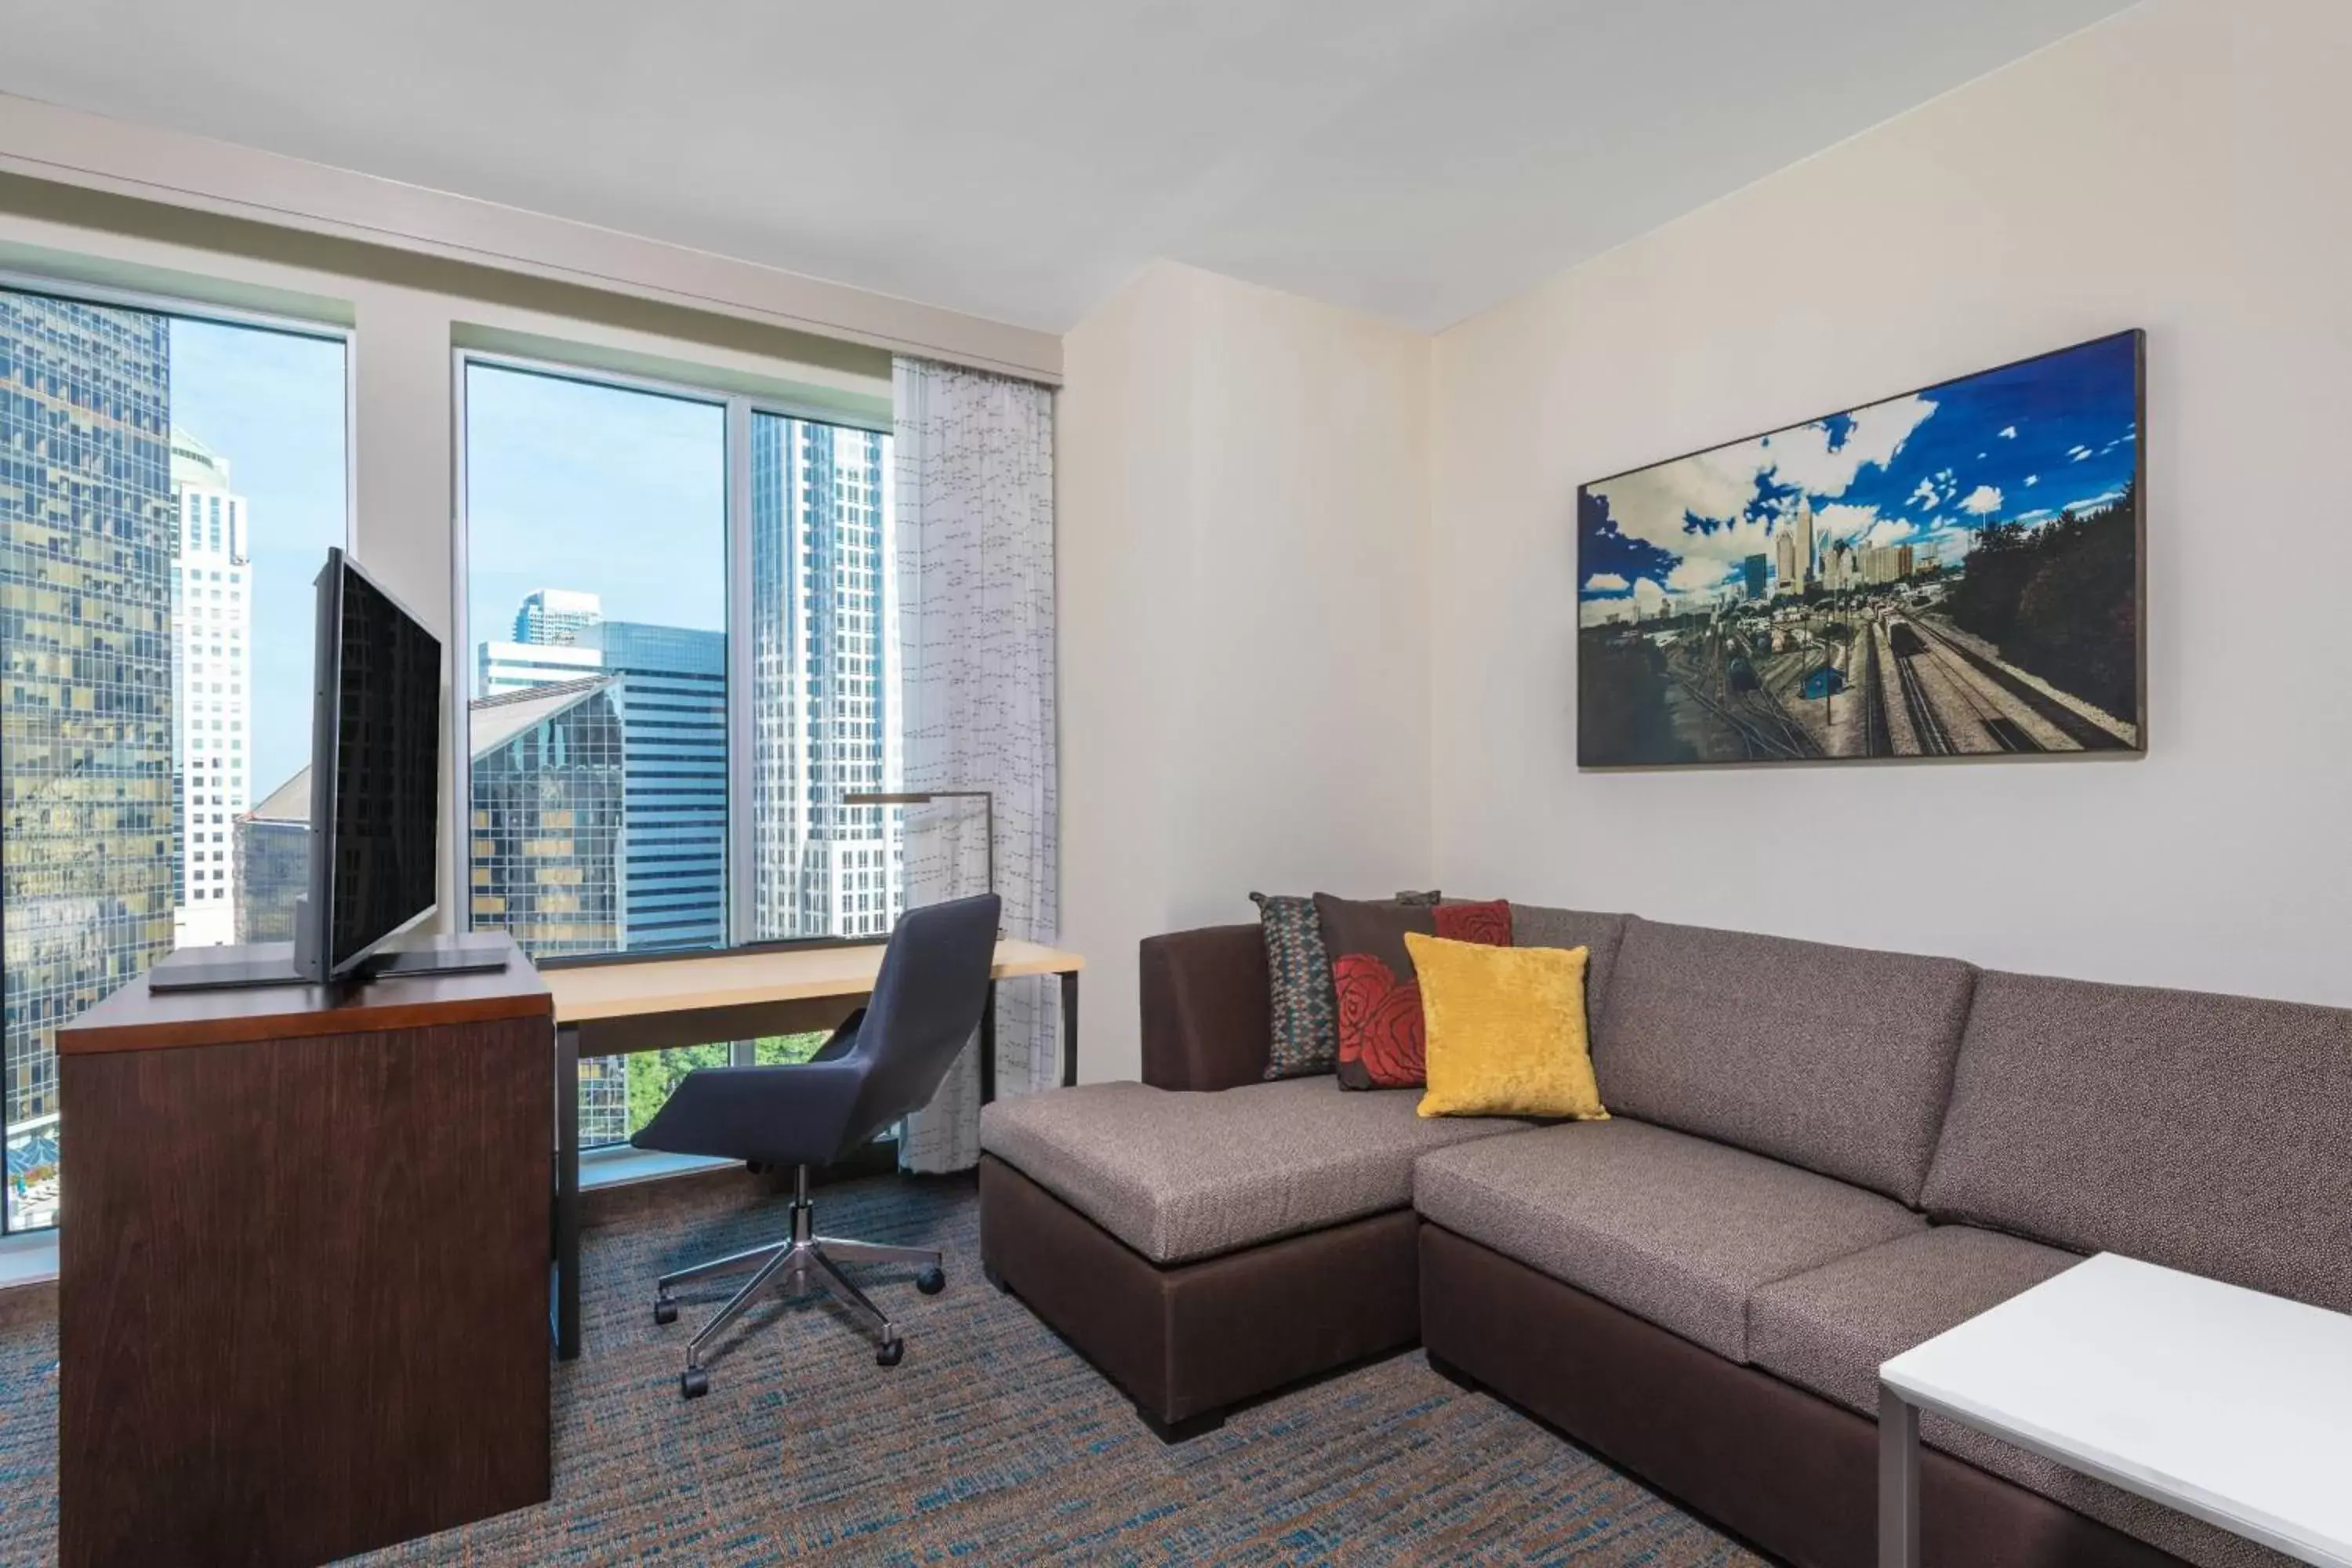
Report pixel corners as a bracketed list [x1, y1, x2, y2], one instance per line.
[1313, 895, 1513, 1089]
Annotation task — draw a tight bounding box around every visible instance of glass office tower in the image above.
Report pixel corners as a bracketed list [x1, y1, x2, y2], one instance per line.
[0, 295, 178, 1230]
[581, 620, 728, 952]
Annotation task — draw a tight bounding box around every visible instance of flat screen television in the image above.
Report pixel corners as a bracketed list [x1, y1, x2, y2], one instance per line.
[148, 548, 505, 993]
[294, 547, 445, 982]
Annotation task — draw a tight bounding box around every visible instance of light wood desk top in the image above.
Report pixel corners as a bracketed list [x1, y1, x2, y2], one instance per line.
[543, 938, 1083, 1025]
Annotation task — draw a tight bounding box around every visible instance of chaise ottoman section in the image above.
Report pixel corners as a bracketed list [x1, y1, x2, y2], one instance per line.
[978, 1076, 1530, 1436]
[981, 1076, 1528, 1264]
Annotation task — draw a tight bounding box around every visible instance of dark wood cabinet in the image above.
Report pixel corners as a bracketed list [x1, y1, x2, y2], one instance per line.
[56, 939, 553, 1567]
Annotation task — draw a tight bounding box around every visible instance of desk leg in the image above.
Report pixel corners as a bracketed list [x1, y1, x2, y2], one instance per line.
[554, 1024, 581, 1362]
[978, 980, 998, 1105]
[1060, 970, 1080, 1088]
[1878, 1385, 1919, 1568]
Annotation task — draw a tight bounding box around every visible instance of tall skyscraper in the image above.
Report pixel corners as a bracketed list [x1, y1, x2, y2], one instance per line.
[0, 295, 177, 1225]
[1742, 554, 1769, 601]
[511, 587, 601, 646]
[750, 418, 902, 942]
[583, 620, 728, 952]
[168, 429, 252, 948]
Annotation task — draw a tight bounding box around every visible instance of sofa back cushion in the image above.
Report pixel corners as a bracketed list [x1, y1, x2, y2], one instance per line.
[1922, 970, 2352, 1312]
[1596, 918, 1976, 1204]
[1508, 905, 1630, 1029]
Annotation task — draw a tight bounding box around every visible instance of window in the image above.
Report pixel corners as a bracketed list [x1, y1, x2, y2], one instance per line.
[0, 287, 349, 1233]
[458, 360, 899, 1149]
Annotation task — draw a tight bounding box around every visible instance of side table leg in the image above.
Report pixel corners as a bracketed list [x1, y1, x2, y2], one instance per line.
[1060, 970, 1080, 1088]
[1878, 1385, 1919, 1567]
[554, 1023, 581, 1362]
[978, 980, 998, 1105]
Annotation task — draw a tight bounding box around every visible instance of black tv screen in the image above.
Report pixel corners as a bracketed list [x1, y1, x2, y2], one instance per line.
[302, 549, 442, 981]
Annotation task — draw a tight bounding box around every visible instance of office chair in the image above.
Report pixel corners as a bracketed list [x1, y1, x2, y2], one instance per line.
[630, 892, 1002, 1399]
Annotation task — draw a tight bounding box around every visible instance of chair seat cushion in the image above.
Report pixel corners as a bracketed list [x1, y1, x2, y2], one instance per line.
[1749, 1228, 2296, 1568]
[1414, 1119, 1923, 1361]
[978, 1076, 1529, 1265]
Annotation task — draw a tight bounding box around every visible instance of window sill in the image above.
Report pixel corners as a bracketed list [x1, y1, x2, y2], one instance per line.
[0, 1231, 59, 1290]
[581, 1145, 737, 1190]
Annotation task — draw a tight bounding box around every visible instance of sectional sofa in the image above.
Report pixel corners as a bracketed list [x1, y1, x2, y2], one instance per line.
[976, 907, 2352, 1568]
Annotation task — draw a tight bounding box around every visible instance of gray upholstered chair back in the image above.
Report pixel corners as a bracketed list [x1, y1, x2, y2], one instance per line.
[842, 892, 1002, 1145]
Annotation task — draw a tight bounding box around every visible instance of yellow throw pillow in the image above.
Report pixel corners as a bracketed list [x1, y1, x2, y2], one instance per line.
[1406, 932, 1609, 1121]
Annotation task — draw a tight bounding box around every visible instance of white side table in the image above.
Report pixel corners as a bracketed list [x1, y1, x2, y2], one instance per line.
[1878, 1252, 2352, 1567]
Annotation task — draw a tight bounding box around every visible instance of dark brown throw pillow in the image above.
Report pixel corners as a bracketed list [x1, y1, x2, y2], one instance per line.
[1252, 890, 1443, 1080]
[1316, 895, 1512, 1089]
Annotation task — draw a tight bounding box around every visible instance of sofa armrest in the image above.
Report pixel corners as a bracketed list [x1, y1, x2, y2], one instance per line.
[1139, 924, 1272, 1092]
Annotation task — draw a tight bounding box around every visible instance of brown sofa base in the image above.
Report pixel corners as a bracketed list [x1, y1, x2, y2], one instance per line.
[1419, 1222, 2187, 1568]
[978, 1155, 1420, 1436]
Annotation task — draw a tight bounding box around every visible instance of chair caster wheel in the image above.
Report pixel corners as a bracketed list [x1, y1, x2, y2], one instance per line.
[916, 1265, 946, 1295]
[681, 1367, 709, 1399]
[877, 1338, 904, 1367]
[654, 1296, 678, 1325]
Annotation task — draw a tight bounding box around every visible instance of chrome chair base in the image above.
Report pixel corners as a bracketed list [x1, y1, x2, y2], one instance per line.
[656, 1166, 944, 1399]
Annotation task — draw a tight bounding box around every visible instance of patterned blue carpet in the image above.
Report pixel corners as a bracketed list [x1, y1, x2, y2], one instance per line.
[0, 1173, 1761, 1565]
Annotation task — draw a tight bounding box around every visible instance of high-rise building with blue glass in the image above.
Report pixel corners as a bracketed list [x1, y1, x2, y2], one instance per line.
[579, 619, 728, 952]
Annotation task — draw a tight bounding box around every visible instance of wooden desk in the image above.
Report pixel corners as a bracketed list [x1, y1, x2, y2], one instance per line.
[542, 938, 1083, 1358]
[56, 938, 550, 1568]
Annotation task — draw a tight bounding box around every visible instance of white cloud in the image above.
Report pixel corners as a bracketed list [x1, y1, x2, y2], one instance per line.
[2024, 474, 2038, 487]
[1632, 578, 1669, 612]
[2067, 445, 2093, 461]
[1760, 394, 1938, 499]
[1998, 425, 2019, 439]
[1865, 516, 1915, 548]
[1667, 558, 1733, 594]
[1584, 572, 1629, 593]
[1908, 479, 1938, 510]
[1960, 485, 2004, 515]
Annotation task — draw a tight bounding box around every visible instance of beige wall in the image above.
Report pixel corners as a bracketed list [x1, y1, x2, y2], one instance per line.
[1059, 261, 1434, 1080]
[1429, 0, 2352, 1005]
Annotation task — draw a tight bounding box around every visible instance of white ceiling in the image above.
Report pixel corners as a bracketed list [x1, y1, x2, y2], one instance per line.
[0, 0, 2137, 334]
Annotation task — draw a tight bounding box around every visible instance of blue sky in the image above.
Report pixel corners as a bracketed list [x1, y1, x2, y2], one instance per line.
[1577, 332, 2140, 621]
[463, 362, 727, 695]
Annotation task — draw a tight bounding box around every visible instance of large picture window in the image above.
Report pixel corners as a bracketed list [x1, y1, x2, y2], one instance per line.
[1, 285, 348, 1233]
[458, 360, 900, 1150]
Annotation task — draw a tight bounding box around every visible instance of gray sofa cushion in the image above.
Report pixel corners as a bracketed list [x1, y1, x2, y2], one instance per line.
[1748, 1225, 2082, 1414]
[1595, 918, 1976, 1204]
[1414, 1119, 1923, 1361]
[978, 1076, 1527, 1265]
[1508, 905, 1630, 1027]
[1922, 970, 2352, 1314]
[1750, 1228, 2295, 1568]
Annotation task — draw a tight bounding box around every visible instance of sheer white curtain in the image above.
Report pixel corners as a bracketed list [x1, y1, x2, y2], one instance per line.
[891, 356, 1058, 1173]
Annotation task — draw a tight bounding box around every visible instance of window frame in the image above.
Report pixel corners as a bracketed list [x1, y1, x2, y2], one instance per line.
[446, 346, 895, 973]
[0, 267, 357, 1237]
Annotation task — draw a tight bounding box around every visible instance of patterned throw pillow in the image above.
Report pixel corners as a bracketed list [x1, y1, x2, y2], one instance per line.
[1316, 895, 1513, 1090]
[1251, 890, 1443, 1080]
